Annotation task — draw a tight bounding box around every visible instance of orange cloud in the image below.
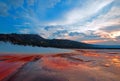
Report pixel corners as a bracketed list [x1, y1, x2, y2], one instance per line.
[109, 31, 120, 38]
[82, 39, 108, 44]
[95, 30, 120, 40]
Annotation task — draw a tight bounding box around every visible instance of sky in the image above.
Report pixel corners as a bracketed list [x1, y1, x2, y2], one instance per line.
[0, 0, 120, 45]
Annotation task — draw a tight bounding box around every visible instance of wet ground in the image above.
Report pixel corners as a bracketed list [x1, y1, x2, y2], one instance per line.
[0, 49, 120, 81]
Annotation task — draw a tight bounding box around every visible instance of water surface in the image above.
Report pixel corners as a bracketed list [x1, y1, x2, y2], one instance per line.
[0, 49, 120, 81]
[0, 42, 72, 54]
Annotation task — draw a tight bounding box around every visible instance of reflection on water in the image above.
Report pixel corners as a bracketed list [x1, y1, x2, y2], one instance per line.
[0, 50, 120, 81]
[0, 46, 120, 81]
[111, 58, 120, 67]
[0, 42, 72, 54]
[112, 58, 120, 63]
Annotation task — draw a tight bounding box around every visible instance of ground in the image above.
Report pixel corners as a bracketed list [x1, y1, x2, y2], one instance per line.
[0, 49, 120, 81]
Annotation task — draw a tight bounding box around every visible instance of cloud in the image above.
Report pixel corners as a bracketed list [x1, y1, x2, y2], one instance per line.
[44, 25, 64, 31]
[94, 30, 120, 42]
[35, 0, 61, 13]
[74, 2, 120, 44]
[69, 32, 85, 37]
[0, 0, 24, 17]
[116, 36, 120, 39]
[19, 28, 30, 34]
[85, 6, 120, 31]
[109, 31, 120, 39]
[0, 2, 9, 16]
[100, 25, 120, 32]
[82, 39, 108, 44]
[82, 39, 120, 45]
[52, 30, 68, 37]
[48, 0, 114, 25]
[0, 0, 119, 45]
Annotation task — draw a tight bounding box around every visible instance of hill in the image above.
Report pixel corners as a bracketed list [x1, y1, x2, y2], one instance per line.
[0, 33, 120, 49]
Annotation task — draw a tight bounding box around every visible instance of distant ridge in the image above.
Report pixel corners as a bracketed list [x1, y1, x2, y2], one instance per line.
[0, 33, 120, 49]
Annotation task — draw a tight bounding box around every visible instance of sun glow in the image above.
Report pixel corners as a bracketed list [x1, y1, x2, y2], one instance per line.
[82, 39, 108, 44]
[109, 31, 120, 38]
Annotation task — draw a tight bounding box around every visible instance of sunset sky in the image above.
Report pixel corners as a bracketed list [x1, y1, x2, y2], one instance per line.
[0, 0, 120, 45]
